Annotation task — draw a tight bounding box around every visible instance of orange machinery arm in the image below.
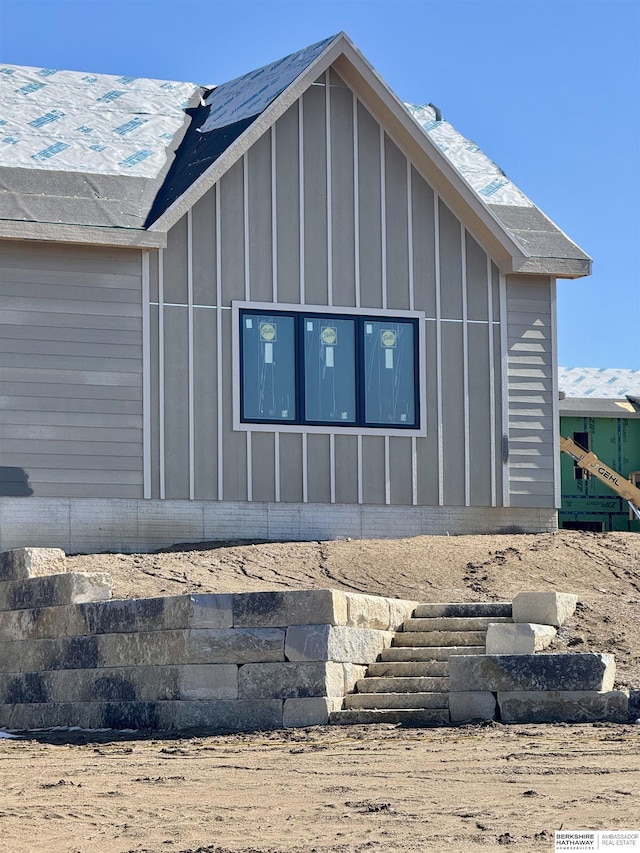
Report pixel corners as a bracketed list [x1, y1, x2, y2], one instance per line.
[559, 435, 640, 521]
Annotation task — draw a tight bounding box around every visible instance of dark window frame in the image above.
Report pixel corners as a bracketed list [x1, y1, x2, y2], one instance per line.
[239, 307, 420, 430]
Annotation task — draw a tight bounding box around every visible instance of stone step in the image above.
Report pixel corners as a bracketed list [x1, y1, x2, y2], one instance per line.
[393, 631, 486, 648]
[330, 708, 450, 726]
[367, 661, 449, 678]
[380, 646, 485, 661]
[345, 692, 449, 710]
[402, 616, 511, 632]
[413, 602, 512, 618]
[355, 676, 449, 694]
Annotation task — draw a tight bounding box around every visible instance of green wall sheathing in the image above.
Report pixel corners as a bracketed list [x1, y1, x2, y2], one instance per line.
[560, 416, 640, 532]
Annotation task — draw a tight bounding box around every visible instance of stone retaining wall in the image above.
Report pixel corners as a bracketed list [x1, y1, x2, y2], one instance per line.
[0, 549, 632, 731]
[0, 549, 415, 732]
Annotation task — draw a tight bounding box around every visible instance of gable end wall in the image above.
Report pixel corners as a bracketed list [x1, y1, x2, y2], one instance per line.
[147, 69, 554, 511]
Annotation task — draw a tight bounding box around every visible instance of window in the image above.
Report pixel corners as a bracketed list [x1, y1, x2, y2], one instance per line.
[572, 431, 591, 480]
[239, 308, 420, 429]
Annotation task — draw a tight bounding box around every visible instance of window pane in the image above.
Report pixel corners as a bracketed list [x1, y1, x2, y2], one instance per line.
[303, 317, 356, 423]
[242, 314, 295, 421]
[363, 320, 416, 426]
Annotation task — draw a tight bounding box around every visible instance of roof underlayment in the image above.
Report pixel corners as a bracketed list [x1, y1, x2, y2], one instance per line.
[0, 34, 591, 273]
[558, 367, 640, 399]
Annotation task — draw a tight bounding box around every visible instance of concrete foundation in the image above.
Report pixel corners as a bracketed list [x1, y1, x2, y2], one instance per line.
[0, 498, 558, 554]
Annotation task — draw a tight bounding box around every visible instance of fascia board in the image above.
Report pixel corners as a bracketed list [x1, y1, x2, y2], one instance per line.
[149, 34, 348, 234]
[512, 255, 592, 278]
[0, 219, 166, 248]
[333, 40, 529, 271]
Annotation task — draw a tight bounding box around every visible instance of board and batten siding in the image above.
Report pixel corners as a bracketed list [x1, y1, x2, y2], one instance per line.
[148, 68, 514, 509]
[505, 274, 557, 508]
[0, 240, 144, 498]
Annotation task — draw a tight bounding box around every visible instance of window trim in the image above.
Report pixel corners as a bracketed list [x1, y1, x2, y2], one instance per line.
[232, 300, 427, 437]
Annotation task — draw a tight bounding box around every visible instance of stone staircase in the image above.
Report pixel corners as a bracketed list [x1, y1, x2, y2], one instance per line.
[330, 601, 513, 726]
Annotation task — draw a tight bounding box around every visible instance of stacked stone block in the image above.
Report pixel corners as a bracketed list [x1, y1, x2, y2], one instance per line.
[449, 592, 629, 724]
[0, 549, 413, 733]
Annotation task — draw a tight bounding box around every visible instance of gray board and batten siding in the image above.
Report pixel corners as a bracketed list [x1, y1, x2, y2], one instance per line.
[0, 68, 557, 548]
[145, 70, 555, 512]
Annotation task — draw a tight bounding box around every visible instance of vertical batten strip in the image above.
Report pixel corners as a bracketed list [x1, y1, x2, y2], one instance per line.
[246, 431, 253, 501]
[487, 256, 497, 506]
[434, 194, 444, 506]
[216, 182, 223, 501]
[158, 248, 166, 500]
[141, 250, 151, 499]
[461, 226, 470, 507]
[407, 160, 415, 311]
[353, 93, 361, 308]
[550, 278, 561, 508]
[187, 209, 195, 500]
[270, 126, 280, 502]
[407, 162, 417, 506]
[411, 437, 418, 506]
[499, 272, 510, 507]
[243, 153, 252, 501]
[298, 98, 305, 305]
[271, 124, 278, 303]
[243, 154, 252, 500]
[243, 154, 250, 301]
[384, 435, 391, 505]
[357, 435, 363, 504]
[329, 434, 336, 503]
[325, 70, 333, 306]
[302, 433, 308, 503]
[380, 127, 387, 309]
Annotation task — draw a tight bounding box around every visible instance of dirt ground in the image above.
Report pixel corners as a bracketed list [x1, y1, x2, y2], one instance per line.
[1, 530, 640, 852]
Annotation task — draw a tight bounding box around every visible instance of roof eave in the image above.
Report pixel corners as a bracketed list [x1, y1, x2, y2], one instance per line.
[512, 256, 593, 279]
[0, 219, 167, 248]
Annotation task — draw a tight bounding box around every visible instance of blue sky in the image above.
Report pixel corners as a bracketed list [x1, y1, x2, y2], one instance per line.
[1, 0, 638, 369]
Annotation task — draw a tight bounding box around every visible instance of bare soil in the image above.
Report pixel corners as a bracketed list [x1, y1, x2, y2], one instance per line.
[1, 530, 639, 852]
[69, 529, 640, 686]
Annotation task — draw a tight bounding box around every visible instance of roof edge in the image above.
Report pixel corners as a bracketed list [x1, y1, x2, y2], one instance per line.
[147, 33, 587, 280]
[148, 33, 348, 233]
[0, 219, 167, 248]
[513, 255, 592, 278]
[148, 33, 530, 270]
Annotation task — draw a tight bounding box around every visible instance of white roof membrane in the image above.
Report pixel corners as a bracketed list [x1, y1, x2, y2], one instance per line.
[407, 104, 532, 207]
[559, 367, 640, 398]
[0, 64, 198, 178]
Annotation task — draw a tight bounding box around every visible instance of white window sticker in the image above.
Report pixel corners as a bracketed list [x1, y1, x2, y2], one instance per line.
[246, 317, 253, 328]
[264, 342, 273, 363]
[306, 321, 314, 332]
[325, 347, 334, 368]
[366, 324, 373, 334]
[385, 348, 394, 369]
